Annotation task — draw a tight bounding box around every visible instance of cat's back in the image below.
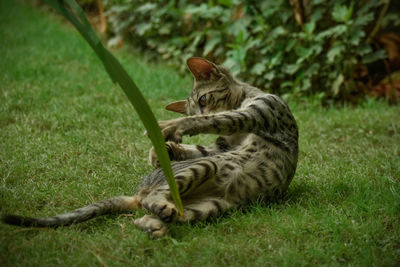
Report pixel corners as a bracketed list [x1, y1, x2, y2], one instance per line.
[236, 89, 298, 158]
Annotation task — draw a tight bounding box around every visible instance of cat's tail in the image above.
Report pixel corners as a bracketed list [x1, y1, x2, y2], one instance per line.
[1, 196, 139, 227]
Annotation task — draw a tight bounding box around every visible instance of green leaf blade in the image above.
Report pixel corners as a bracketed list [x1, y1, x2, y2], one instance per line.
[43, 0, 184, 216]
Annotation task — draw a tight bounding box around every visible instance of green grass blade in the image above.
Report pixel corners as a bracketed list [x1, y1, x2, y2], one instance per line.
[42, 0, 184, 216]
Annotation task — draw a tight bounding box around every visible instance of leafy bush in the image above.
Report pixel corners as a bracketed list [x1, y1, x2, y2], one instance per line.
[104, 0, 399, 102]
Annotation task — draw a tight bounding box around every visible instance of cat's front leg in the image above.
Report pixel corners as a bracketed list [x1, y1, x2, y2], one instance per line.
[149, 142, 219, 168]
[158, 118, 187, 143]
[158, 116, 206, 142]
[158, 113, 244, 142]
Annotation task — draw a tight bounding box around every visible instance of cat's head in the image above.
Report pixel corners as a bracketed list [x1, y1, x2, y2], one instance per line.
[166, 57, 242, 115]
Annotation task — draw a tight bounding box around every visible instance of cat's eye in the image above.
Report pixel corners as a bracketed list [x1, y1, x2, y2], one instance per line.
[199, 95, 207, 107]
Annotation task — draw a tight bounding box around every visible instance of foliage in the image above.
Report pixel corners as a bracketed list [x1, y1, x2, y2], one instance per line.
[104, 0, 400, 102]
[43, 0, 184, 215]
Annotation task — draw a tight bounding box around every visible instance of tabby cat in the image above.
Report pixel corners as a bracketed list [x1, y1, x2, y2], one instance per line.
[2, 57, 298, 237]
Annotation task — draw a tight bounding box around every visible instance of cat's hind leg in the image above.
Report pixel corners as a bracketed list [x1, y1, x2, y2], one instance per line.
[134, 198, 234, 238]
[140, 158, 219, 223]
[180, 197, 234, 221]
[140, 184, 179, 223]
[135, 159, 234, 237]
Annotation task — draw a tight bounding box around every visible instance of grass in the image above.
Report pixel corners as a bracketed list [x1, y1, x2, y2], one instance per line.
[1, 0, 399, 266]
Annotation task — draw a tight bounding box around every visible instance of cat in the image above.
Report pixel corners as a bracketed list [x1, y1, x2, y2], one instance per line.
[2, 57, 298, 238]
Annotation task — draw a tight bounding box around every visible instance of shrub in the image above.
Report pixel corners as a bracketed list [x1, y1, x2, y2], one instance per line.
[104, 0, 399, 102]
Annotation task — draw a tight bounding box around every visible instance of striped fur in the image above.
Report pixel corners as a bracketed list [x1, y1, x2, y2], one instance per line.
[2, 57, 298, 238]
[2, 196, 139, 227]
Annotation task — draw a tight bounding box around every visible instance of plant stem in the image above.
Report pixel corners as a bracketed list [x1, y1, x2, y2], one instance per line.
[366, 0, 391, 43]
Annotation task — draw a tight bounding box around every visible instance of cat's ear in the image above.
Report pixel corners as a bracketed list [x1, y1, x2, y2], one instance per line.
[187, 57, 220, 81]
[166, 100, 187, 114]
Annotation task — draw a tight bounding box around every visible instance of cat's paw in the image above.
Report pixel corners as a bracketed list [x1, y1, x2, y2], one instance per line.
[149, 147, 160, 168]
[148, 142, 176, 168]
[134, 215, 168, 238]
[153, 202, 178, 223]
[158, 118, 185, 143]
[143, 200, 178, 223]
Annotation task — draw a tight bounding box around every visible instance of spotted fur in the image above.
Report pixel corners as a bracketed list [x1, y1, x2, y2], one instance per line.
[2, 57, 298, 238]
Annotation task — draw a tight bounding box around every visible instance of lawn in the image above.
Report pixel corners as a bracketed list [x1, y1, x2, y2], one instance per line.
[1, 0, 399, 266]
